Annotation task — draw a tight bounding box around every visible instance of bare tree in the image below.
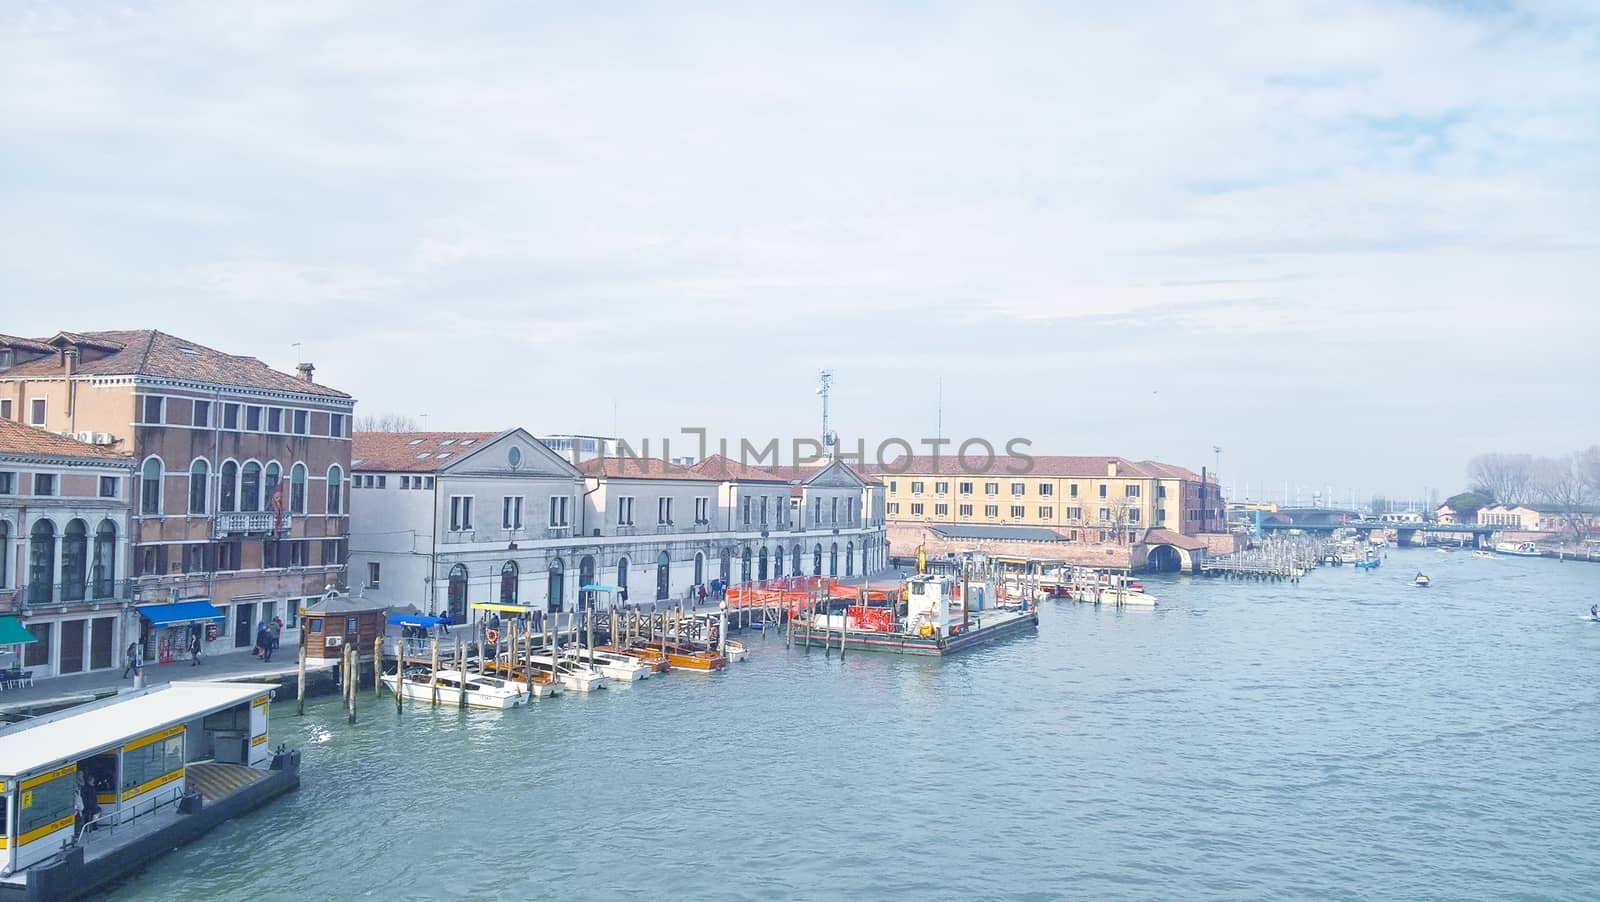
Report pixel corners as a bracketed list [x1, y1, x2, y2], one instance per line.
[353, 413, 420, 433]
[1533, 453, 1593, 540]
[1467, 452, 1535, 505]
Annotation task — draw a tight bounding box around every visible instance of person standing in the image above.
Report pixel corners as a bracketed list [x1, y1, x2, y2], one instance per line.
[189, 629, 202, 666]
[270, 617, 283, 657]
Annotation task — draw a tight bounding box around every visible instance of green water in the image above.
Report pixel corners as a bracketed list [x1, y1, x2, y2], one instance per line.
[104, 548, 1600, 900]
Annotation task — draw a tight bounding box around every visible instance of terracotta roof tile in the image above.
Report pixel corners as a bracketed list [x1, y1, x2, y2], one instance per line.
[684, 454, 787, 482]
[351, 432, 497, 472]
[0, 330, 351, 399]
[0, 333, 55, 354]
[0, 419, 134, 463]
[576, 457, 717, 481]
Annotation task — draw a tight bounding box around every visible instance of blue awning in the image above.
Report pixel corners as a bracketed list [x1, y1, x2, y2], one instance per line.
[386, 614, 449, 628]
[136, 600, 225, 627]
[580, 584, 620, 592]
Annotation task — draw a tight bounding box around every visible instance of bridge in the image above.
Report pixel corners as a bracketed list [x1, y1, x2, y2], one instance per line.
[1257, 519, 1498, 538]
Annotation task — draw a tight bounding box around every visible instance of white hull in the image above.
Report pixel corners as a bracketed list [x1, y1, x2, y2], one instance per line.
[724, 640, 749, 663]
[1494, 542, 1541, 557]
[523, 654, 610, 692]
[561, 647, 648, 682]
[382, 672, 526, 709]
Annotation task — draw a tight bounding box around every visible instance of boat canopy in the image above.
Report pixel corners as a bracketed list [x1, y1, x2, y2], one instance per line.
[470, 602, 542, 614]
[136, 600, 225, 627]
[579, 584, 620, 593]
[386, 614, 450, 628]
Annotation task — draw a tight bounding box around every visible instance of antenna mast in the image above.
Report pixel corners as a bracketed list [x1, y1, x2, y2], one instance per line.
[817, 369, 835, 460]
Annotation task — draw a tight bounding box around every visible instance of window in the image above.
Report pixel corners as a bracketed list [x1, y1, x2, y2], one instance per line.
[743, 496, 751, 525]
[985, 482, 999, 495]
[1100, 507, 1111, 521]
[1128, 508, 1141, 523]
[502, 496, 523, 530]
[760, 496, 770, 526]
[985, 504, 998, 517]
[1067, 507, 1082, 520]
[1126, 484, 1141, 498]
[187, 459, 208, 514]
[694, 496, 710, 524]
[830, 497, 839, 523]
[241, 461, 261, 512]
[1157, 486, 1167, 499]
[141, 457, 162, 514]
[33, 473, 56, 496]
[1157, 508, 1167, 522]
[1010, 505, 1025, 518]
[1011, 482, 1025, 496]
[290, 463, 307, 514]
[910, 481, 924, 494]
[424, 477, 434, 489]
[326, 465, 343, 514]
[1039, 484, 1054, 497]
[549, 496, 570, 527]
[658, 497, 673, 525]
[375, 475, 385, 488]
[264, 462, 281, 508]
[450, 495, 474, 531]
[934, 481, 949, 494]
[958, 481, 973, 495]
[223, 403, 240, 429]
[193, 400, 211, 428]
[267, 407, 282, 432]
[910, 503, 924, 516]
[217, 540, 241, 571]
[367, 562, 380, 588]
[245, 405, 261, 430]
[617, 496, 635, 526]
[293, 410, 308, 434]
[1099, 484, 1108, 498]
[219, 460, 238, 512]
[1040, 506, 1054, 519]
[142, 395, 165, 424]
[888, 480, 897, 493]
[886, 502, 900, 515]
[0, 471, 12, 494]
[934, 503, 949, 516]
[330, 413, 345, 437]
[322, 539, 344, 566]
[958, 503, 972, 516]
[500, 561, 519, 604]
[400, 476, 409, 489]
[99, 475, 118, 498]
[0, 398, 9, 419]
[1070, 483, 1079, 498]
[29, 398, 46, 426]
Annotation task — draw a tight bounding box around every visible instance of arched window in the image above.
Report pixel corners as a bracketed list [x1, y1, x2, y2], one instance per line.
[326, 465, 343, 514]
[92, 520, 117, 598]
[188, 459, 209, 514]
[290, 463, 307, 514]
[845, 541, 854, 577]
[829, 542, 839, 577]
[719, 547, 731, 584]
[656, 550, 670, 601]
[740, 546, 751, 583]
[219, 460, 238, 513]
[0, 519, 8, 587]
[758, 547, 769, 581]
[693, 552, 704, 586]
[813, 543, 823, 576]
[615, 557, 628, 603]
[792, 545, 802, 577]
[264, 462, 282, 512]
[61, 519, 87, 601]
[141, 457, 163, 515]
[28, 519, 55, 605]
[774, 545, 784, 578]
[500, 560, 519, 605]
[241, 461, 262, 512]
[578, 556, 596, 609]
[550, 558, 568, 612]
[447, 564, 468, 620]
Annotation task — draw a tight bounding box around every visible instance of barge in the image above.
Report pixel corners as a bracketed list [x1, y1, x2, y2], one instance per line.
[791, 574, 1037, 656]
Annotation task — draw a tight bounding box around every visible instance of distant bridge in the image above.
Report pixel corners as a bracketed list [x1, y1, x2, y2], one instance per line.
[1257, 519, 1498, 537]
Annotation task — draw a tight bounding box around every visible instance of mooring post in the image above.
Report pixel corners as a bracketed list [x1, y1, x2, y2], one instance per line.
[430, 638, 440, 707]
[456, 637, 466, 707]
[296, 637, 308, 716]
[393, 639, 403, 713]
[345, 643, 357, 725]
[374, 636, 383, 699]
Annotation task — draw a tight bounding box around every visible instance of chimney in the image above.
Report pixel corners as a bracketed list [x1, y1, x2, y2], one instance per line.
[64, 347, 79, 377]
[296, 362, 315, 383]
[1106, 459, 1118, 478]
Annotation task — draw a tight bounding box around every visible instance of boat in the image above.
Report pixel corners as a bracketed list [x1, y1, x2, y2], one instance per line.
[560, 645, 650, 682]
[595, 643, 669, 673]
[792, 573, 1038, 656]
[1354, 557, 1381, 570]
[1414, 573, 1431, 588]
[382, 667, 528, 709]
[520, 652, 610, 692]
[1494, 541, 1542, 557]
[1472, 550, 1494, 560]
[629, 640, 728, 672]
[724, 639, 750, 663]
[476, 658, 564, 697]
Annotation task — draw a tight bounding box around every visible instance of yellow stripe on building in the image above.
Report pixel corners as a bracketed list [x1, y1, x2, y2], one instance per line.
[19, 814, 75, 846]
[20, 764, 76, 790]
[124, 724, 185, 753]
[121, 767, 183, 802]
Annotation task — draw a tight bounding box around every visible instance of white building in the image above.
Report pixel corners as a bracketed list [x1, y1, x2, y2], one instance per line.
[536, 434, 618, 465]
[347, 436, 891, 622]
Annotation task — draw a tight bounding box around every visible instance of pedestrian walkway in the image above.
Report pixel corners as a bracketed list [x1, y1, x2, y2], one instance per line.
[0, 641, 332, 717]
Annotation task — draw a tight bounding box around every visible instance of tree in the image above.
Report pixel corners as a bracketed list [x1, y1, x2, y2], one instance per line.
[1466, 453, 1534, 505]
[1533, 453, 1592, 540]
[353, 413, 419, 433]
[1442, 490, 1492, 518]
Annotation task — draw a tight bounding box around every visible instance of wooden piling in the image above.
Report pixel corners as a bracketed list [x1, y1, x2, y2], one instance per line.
[374, 636, 383, 698]
[296, 638, 308, 715]
[345, 643, 357, 724]
[429, 638, 440, 707]
[456, 638, 466, 707]
[393, 639, 403, 712]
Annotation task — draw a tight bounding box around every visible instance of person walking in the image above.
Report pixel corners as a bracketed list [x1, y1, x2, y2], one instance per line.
[270, 617, 283, 657]
[189, 629, 202, 666]
[255, 622, 272, 663]
[123, 639, 141, 678]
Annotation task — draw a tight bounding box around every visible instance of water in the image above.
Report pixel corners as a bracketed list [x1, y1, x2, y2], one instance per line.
[107, 549, 1599, 901]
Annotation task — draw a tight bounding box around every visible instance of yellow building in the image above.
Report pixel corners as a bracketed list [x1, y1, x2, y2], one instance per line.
[873, 455, 1224, 541]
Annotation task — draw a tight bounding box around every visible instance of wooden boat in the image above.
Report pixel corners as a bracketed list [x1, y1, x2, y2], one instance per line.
[629, 640, 727, 672]
[477, 659, 563, 697]
[596, 644, 669, 673]
[382, 668, 528, 709]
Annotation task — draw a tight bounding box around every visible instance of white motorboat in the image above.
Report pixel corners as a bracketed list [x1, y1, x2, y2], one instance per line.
[1494, 542, 1541, 557]
[1472, 550, 1494, 560]
[382, 668, 527, 709]
[522, 653, 610, 692]
[1414, 573, 1431, 588]
[723, 639, 749, 663]
[560, 646, 649, 682]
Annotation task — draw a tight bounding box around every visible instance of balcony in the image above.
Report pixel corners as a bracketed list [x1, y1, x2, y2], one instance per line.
[546, 525, 571, 539]
[7, 580, 132, 610]
[213, 511, 293, 538]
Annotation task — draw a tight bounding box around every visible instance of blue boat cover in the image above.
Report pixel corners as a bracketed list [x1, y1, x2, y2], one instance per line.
[136, 600, 225, 626]
[386, 614, 449, 628]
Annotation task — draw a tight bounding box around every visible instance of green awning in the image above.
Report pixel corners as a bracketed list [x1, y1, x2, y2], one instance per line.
[0, 616, 37, 645]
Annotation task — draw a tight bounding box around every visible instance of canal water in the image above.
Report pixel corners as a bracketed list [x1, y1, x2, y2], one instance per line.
[107, 549, 1598, 901]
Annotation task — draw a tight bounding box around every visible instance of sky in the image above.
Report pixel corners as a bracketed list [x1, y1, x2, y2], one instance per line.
[2, 1, 1596, 505]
